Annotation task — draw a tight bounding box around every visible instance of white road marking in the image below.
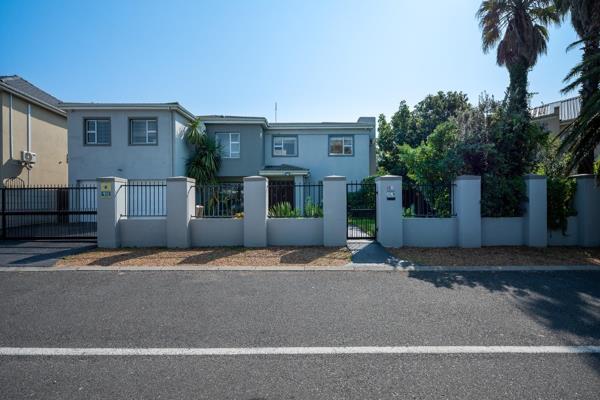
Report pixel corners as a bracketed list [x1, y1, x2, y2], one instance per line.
[1, 346, 599, 356]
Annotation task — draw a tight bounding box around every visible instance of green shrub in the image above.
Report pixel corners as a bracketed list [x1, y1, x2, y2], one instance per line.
[547, 177, 577, 233]
[303, 197, 323, 218]
[268, 202, 300, 218]
[481, 174, 526, 217]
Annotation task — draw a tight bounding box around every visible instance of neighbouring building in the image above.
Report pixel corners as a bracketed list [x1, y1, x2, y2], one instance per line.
[0, 75, 68, 186]
[62, 104, 376, 186]
[531, 96, 600, 160]
[60, 103, 196, 186]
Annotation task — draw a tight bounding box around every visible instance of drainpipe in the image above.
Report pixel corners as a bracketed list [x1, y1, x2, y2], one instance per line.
[27, 103, 31, 152]
[170, 110, 175, 176]
[8, 94, 13, 160]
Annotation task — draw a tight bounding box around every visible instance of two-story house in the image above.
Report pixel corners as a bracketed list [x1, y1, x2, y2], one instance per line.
[63, 103, 376, 186]
[61, 102, 196, 186]
[201, 115, 376, 184]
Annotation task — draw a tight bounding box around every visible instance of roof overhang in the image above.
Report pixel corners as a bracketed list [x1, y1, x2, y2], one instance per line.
[59, 102, 196, 121]
[199, 115, 269, 128]
[0, 81, 66, 117]
[258, 168, 309, 177]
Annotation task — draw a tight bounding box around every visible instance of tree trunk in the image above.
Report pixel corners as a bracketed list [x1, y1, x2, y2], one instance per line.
[507, 60, 530, 119]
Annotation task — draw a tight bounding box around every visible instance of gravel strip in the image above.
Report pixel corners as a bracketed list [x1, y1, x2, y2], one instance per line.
[386, 246, 600, 267]
[57, 247, 351, 267]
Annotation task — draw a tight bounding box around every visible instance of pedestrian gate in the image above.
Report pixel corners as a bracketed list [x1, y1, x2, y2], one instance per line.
[347, 182, 376, 240]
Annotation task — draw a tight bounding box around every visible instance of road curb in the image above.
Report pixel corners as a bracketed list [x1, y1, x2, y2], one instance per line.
[0, 264, 598, 272]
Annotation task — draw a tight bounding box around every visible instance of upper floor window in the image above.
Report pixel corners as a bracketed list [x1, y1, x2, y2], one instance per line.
[130, 119, 158, 145]
[273, 136, 298, 157]
[329, 136, 353, 156]
[85, 119, 111, 145]
[216, 133, 240, 158]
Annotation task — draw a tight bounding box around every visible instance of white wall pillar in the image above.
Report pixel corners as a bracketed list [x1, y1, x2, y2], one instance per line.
[96, 177, 127, 248]
[244, 176, 268, 247]
[376, 175, 403, 247]
[523, 174, 547, 247]
[166, 176, 195, 248]
[323, 176, 346, 247]
[454, 175, 481, 248]
[573, 174, 600, 247]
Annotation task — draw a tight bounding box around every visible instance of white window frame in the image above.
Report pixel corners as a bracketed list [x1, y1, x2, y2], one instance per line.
[216, 133, 240, 159]
[85, 119, 110, 145]
[328, 136, 353, 156]
[130, 119, 158, 145]
[273, 136, 298, 157]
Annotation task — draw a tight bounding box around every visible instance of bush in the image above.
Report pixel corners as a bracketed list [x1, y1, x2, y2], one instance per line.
[481, 174, 526, 217]
[303, 197, 323, 218]
[547, 177, 577, 233]
[268, 202, 300, 218]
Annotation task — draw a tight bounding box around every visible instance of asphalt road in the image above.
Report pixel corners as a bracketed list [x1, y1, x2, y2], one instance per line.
[1, 270, 599, 399]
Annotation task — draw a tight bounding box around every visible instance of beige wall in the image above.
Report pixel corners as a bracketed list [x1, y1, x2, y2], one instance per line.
[0, 90, 67, 186]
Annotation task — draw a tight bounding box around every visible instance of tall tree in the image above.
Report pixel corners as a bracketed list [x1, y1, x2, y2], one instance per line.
[477, 0, 560, 117]
[390, 101, 411, 145]
[185, 118, 222, 184]
[376, 114, 397, 174]
[406, 91, 469, 146]
[555, 0, 600, 172]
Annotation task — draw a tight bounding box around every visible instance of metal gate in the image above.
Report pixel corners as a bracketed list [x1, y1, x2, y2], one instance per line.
[1, 185, 97, 240]
[347, 182, 376, 240]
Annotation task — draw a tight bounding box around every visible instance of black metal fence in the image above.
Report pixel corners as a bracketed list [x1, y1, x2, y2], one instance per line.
[268, 181, 323, 218]
[123, 181, 167, 217]
[196, 183, 244, 217]
[402, 182, 455, 217]
[0, 185, 97, 239]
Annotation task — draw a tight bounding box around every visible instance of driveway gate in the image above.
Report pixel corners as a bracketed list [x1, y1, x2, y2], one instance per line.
[347, 182, 376, 240]
[0, 185, 97, 240]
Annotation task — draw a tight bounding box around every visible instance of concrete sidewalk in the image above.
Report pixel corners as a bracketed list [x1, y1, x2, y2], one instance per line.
[1, 264, 598, 272]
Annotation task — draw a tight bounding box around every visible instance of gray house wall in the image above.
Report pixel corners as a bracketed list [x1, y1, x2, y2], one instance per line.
[264, 128, 372, 182]
[67, 109, 190, 185]
[205, 123, 264, 179]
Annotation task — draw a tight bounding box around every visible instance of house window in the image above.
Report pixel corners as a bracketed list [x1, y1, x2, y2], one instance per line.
[216, 133, 240, 158]
[130, 119, 158, 145]
[85, 119, 110, 145]
[329, 136, 353, 156]
[273, 136, 298, 156]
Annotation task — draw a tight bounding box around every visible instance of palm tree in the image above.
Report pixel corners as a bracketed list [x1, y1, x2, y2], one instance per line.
[477, 0, 560, 116]
[185, 118, 221, 184]
[559, 35, 600, 173]
[555, 0, 600, 172]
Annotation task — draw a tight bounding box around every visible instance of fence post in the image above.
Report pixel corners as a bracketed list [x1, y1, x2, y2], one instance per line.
[572, 174, 600, 247]
[376, 175, 403, 247]
[166, 176, 195, 248]
[323, 175, 346, 246]
[523, 174, 547, 247]
[453, 175, 481, 248]
[1, 188, 6, 239]
[96, 177, 127, 248]
[243, 176, 268, 247]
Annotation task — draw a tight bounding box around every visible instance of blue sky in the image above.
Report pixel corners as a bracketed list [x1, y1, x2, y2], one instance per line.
[0, 0, 581, 122]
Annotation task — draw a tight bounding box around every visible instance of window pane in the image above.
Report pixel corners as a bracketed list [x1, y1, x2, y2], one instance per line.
[231, 133, 240, 143]
[87, 131, 96, 144]
[86, 120, 96, 132]
[283, 139, 296, 155]
[131, 120, 147, 144]
[216, 134, 228, 156]
[147, 120, 157, 132]
[96, 120, 110, 144]
[343, 145, 353, 155]
[147, 130, 158, 144]
[329, 138, 343, 154]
